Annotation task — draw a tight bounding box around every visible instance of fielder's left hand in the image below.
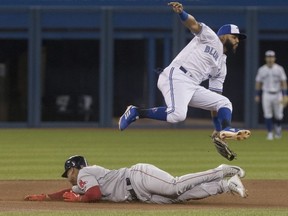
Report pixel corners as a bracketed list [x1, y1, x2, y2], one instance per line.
[211, 130, 219, 139]
[212, 136, 237, 161]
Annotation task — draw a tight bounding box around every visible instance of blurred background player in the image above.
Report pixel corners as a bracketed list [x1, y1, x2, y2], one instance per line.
[255, 50, 288, 140]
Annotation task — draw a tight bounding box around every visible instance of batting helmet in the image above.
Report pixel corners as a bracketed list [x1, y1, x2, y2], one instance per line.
[61, 155, 88, 178]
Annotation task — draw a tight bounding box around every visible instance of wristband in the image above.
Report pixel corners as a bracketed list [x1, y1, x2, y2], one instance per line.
[179, 10, 189, 21]
[282, 89, 287, 96]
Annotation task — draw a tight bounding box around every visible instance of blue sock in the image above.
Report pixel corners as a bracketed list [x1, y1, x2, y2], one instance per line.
[138, 107, 167, 121]
[265, 118, 273, 132]
[217, 107, 232, 129]
[212, 117, 222, 131]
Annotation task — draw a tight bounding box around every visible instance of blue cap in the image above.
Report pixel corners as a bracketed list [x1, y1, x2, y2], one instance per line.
[217, 24, 247, 40]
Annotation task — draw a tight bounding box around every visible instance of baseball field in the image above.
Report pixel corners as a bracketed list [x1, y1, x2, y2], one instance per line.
[0, 128, 287, 215]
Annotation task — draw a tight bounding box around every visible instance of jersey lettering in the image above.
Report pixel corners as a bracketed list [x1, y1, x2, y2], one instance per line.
[204, 45, 219, 61]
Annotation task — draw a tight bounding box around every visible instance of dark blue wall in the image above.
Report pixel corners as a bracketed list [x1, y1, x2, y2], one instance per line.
[0, 0, 287, 6]
[0, 1, 287, 127]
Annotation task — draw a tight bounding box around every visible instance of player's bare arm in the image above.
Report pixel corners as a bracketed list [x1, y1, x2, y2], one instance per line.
[281, 80, 288, 107]
[255, 81, 262, 103]
[168, 2, 201, 34]
[281, 80, 287, 92]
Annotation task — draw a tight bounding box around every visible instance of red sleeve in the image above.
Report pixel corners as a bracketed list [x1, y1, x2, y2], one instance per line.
[80, 186, 102, 202]
[47, 188, 71, 200]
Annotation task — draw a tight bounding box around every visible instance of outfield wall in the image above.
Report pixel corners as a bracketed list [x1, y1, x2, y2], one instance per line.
[0, 4, 287, 128]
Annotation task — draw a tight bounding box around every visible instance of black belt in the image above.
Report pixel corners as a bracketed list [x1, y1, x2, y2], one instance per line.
[126, 178, 138, 201]
[267, 91, 279, 94]
[179, 66, 188, 73]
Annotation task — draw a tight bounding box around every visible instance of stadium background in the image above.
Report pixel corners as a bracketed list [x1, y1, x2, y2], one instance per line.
[0, 0, 287, 129]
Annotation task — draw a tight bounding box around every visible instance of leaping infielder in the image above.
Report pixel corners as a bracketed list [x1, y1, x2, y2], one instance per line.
[119, 2, 251, 160]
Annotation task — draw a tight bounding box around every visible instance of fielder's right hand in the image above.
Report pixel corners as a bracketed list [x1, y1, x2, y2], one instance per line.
[168, 2, 183, 13]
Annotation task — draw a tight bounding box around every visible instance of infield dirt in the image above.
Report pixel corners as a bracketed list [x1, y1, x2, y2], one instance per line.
[0, 179, 287, 211]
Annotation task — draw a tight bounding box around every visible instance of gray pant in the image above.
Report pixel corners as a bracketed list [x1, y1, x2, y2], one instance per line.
[129, 163, 228, 204]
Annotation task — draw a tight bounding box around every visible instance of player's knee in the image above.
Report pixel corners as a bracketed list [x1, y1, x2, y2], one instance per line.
[275, 115, 283, 120]
[218, 98, 232, 111]
[167, 111, 186, 123]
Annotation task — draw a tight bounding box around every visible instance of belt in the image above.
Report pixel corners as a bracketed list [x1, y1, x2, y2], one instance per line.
[179, 66, 188, 73]
[267, 91, 279, 94]
[179, 66, 195, 79]
[126, 178, 138, 201]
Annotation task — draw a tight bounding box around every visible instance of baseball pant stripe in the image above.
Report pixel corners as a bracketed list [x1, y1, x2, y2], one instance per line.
[167, 67, 175, 115]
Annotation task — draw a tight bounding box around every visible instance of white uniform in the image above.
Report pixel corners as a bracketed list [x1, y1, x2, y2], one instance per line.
[72, 163, 229, 204]
[157, 23, 232, 123]
[255, 63, 287, 119]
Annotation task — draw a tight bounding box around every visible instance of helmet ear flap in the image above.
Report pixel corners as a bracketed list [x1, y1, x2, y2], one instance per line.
[61, 155, 88, 178]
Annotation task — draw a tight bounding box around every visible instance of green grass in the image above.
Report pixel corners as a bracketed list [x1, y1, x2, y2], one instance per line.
[0, 128, 287, 215]
[0, 128, 287, 180]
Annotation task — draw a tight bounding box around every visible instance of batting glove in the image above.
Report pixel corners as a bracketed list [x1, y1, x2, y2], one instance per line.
[63, 191, 81, 202]
[24, 194, 48, 201]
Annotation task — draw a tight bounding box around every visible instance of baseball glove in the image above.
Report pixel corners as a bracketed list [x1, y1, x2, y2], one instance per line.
[212, 136, 237, 161]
